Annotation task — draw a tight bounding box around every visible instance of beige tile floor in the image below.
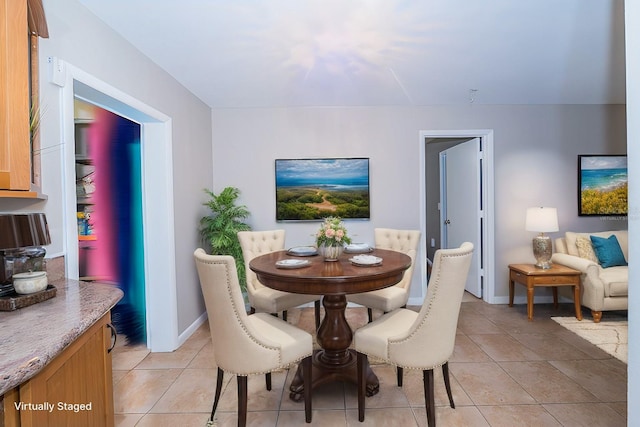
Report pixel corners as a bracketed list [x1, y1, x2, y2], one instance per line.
[112, 295, 627, 426]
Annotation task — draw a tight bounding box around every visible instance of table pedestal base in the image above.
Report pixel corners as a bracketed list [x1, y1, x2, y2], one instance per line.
[289, 349, 379, 401]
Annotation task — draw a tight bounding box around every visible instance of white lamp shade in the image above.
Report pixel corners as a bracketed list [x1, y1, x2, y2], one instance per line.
[525, 207, 559, 232]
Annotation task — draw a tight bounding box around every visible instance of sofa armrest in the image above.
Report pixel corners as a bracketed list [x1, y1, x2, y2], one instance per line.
[551, 253, 598, 273]
[552, 252, 622, 313]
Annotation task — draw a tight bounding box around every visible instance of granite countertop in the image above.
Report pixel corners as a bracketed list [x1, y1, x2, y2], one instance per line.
[0, 278, 123, 396]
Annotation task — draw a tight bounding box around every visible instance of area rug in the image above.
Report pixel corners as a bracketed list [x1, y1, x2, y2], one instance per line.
[551, 316, 628, 364]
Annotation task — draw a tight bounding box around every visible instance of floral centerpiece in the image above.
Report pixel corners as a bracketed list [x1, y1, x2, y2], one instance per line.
[316, 217, 351, 261]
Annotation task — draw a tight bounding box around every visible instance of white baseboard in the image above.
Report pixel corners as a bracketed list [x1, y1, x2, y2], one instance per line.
[408, 294, 572, 307]
[176, 294, 576, 350]
[177, 311, 208, 348]
[407, 296, 424, 306]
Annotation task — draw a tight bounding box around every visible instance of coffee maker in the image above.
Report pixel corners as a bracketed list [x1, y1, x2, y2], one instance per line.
[0, 213, 51, 295]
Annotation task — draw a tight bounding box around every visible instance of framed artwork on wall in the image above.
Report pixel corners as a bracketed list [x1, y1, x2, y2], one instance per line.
[578, 154, 628, 216]
[275, 158, 370, 221]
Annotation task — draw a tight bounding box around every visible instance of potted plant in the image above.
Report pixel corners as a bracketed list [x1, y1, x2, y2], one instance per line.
[199, 187, 251, 290]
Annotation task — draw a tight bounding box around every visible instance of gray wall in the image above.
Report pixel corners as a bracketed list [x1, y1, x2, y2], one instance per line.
[211, 104, 627, 302]
[23, 0, 212, 335]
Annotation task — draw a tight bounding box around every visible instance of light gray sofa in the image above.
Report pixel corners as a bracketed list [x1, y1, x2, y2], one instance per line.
[551, 230, 628, 322]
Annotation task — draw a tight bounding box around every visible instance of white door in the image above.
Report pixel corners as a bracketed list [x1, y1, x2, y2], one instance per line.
[439, 138, 482, 297]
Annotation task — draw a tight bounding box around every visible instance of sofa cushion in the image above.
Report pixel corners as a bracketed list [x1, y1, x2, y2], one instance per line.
[564, 232, 584, 256]
[575, 236, 598, 262]
[599, 266, 629, 297]
[590, 235, 628, 268]
[564, 230, 628, 259]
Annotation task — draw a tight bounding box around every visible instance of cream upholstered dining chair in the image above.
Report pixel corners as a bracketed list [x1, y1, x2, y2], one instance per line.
[347, 228, 421, 323]
[194, 249, 313, 426]
[238, 230, 321, 329]
[354, 242, 474, 427]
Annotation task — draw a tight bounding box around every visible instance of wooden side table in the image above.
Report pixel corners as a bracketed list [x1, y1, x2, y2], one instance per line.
[508, 263, 582, 321]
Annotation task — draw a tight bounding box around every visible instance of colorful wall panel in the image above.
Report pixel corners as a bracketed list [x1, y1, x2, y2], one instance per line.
[87, 108, 146, 344]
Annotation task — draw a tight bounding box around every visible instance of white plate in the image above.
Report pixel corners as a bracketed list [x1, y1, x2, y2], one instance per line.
[344, 243, 373, 254]
[349, 255, 383, 266]
[276, 259, 311, 269]
[287, 246, 318, 256]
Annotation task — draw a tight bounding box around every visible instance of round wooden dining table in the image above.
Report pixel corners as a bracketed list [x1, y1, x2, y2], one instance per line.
[249, 248, 411, 401]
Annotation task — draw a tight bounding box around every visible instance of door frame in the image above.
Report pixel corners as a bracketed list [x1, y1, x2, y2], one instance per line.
[419, 129, 495, 303]
[52, 58, 179, 352]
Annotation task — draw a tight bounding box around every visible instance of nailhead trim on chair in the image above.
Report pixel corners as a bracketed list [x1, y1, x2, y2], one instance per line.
[203, 256, 312, 375]
[204, 257, 286, 371]
[356, 245, 471, 427]
[384, 250, 471, 371]
[197, 250, 314, 427]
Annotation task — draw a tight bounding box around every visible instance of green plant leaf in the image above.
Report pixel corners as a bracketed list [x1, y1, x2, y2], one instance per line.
[199, 187, 252, 292]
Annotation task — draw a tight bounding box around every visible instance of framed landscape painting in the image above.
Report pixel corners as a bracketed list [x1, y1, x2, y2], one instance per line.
[578, 155, 628, 216]
[275, 158, 370, 221]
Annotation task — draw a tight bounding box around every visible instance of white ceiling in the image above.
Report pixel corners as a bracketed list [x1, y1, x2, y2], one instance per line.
[78, 0, 626, 109]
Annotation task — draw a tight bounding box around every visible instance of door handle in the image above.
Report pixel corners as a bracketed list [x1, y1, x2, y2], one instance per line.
[107, 323, 117, 353]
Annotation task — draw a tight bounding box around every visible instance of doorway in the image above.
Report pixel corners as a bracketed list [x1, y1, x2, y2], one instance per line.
[419, 130, 495, 303]
[54, 58, 179, 351]
[74, 99, 146, 344]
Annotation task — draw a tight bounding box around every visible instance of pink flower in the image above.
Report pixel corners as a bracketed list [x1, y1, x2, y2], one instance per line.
[325, 228, 335, 238]
[336, 229, 344, 238]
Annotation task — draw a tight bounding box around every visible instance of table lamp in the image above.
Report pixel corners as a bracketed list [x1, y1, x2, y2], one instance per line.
[525, 207, 558, 269]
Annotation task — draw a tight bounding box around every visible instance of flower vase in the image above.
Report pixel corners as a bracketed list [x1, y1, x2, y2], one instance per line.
[319, 243, 344, 261]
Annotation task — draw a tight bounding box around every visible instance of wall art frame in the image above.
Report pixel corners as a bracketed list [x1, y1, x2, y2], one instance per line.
[275, 157, 370, 221]
[577, 154, 628, 216]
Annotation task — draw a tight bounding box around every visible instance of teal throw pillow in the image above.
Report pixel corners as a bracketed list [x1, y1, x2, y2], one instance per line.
[590, 235, 627, 268]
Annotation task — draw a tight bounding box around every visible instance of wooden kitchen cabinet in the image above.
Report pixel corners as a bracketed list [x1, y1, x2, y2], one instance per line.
[3, 312, 116, 427]
[0, 0, 48, 198]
